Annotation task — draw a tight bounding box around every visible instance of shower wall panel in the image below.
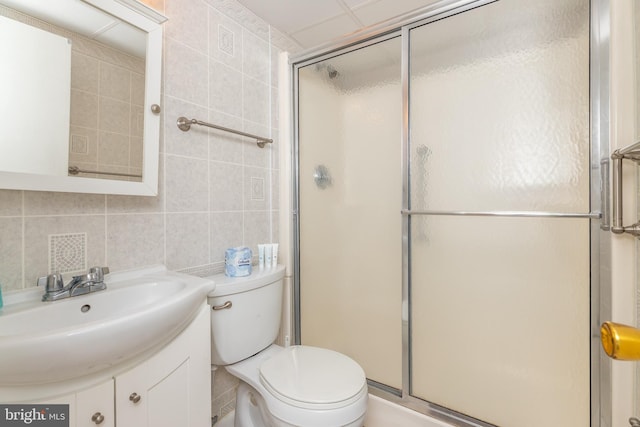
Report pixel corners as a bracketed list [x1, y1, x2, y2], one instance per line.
[298, 38, 403, 389]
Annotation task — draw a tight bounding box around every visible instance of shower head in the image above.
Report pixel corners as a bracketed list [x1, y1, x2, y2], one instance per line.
[327, 65, 339, 79]
[314, 63, 340, 80]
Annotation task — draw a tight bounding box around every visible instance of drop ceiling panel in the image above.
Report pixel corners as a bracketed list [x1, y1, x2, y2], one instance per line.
[237, 0, 345, 34]
[236, 0, 436, 49]
[290, 13, 360, 49]
[353, 0, 439, 26]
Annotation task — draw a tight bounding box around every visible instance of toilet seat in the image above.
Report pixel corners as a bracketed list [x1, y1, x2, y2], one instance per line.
[225, 344, 368, 427]
[259, 346, 366, 410]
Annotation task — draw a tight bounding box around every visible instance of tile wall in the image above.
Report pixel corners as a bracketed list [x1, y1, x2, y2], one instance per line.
[0, 0, 300, 419]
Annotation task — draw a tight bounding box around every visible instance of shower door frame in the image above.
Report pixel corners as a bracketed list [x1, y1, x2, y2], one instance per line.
[290, 0, 611, 425]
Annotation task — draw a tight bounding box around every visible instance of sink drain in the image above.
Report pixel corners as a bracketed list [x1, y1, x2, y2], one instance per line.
[81, 304, 91, 313]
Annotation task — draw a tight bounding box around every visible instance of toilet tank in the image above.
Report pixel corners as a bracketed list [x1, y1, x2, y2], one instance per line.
[207, 265, 285, 365]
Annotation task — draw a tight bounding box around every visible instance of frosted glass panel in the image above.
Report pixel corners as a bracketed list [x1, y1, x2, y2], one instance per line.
[409, 0, 589, 213]
[298, 37, 402, 389]
[409, 0, 591, 426]
[411, 216, 590, 427]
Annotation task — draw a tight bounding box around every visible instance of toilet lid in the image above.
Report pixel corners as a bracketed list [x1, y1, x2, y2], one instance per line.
[259, 346, 366, 408]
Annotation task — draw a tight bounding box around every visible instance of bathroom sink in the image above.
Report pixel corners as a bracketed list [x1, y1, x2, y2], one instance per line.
[0, 266, 215, 385]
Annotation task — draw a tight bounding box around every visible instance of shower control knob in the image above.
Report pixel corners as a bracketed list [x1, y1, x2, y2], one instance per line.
[313, 165, 332, 189]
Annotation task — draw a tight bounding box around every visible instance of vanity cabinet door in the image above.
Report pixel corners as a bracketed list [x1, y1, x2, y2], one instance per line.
[115, 304, 211, 427]
[31, 380, 114, 427]
[76, 380, 114, 427]
[115, 359, 190, 427]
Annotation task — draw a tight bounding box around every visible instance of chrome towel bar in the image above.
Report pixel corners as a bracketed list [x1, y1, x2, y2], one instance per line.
[176, 116, 273, 148]
[68, 166, 142, 178]
[401, 210, 601, 219]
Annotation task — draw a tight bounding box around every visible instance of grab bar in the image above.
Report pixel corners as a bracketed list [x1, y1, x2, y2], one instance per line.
[68, 166, 142, 178]
[176, 116, 273, 148]
[611, 141, 640, 236]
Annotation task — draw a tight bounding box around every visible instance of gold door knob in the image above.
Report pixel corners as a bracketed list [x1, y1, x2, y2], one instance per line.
[600, 321, 640, 360]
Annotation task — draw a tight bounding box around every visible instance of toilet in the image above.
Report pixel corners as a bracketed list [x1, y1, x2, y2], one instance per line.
[207, 265, 368, 427]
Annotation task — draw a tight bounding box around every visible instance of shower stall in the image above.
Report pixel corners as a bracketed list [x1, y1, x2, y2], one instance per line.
[291, 0, 610, 426]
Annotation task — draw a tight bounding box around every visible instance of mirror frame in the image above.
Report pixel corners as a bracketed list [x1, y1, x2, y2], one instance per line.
[0, 0, 166, 196]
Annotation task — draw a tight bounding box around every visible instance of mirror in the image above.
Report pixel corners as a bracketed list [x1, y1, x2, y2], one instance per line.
[0, 0, 166, 196]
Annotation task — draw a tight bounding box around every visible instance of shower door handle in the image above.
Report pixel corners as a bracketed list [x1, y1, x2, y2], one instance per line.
[611, 141, 640, 236]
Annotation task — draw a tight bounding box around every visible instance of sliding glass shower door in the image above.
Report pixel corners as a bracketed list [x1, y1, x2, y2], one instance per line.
[295, 0, 594, 425]
[297, 37, 403, 389]
[408, 1, 590, 426]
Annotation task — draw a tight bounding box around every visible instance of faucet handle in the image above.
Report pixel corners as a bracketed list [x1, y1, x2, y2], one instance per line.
[36, 273, 64, 292]
[88, 266, 110, 282]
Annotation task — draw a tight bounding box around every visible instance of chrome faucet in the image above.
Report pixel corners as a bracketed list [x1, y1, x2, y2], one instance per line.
[37, 266, 109, 302]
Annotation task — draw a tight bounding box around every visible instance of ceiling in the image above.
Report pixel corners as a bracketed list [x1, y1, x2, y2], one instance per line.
[0, 0, 147, 57]
[236, 0, 438, 49]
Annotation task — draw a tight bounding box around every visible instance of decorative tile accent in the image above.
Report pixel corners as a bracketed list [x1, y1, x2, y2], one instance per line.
[218, 24, 234, 56]
[70, 134, 88, 154]
[49, 232, 87, 274]
[250, 177, 264, 200]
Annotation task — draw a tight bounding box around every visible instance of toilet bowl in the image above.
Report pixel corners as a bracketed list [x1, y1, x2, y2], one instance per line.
[206, 266, 367, 427]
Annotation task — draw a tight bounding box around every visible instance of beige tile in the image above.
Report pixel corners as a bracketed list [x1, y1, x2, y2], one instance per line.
[99, 97, 131, 135]
[164, 96, 209, 159]
[203, 0, 270, 42]
[208, 109, 243, 164]
[0, 217, 23, 290]
[71, 51, 99, 94]
[98, 131, 130, 167]
[24, 215, 106, 286]
[69, 126, 99, 165]
[70, 89, 99, 129]
[243, 121, 271, 168]
[243, 210, 270, 257]
[242, 29, 270, 83]
[211, 212, 243, 263]
[166, 213, 209, 270]
[106, 155, 164, 213]
[209, 59, 242, 117]
[244, 166, 269, 211]
[165, 155, 209, 212]
[100, 62, 131, 102]
[106, 214, 164, 271]
[271, 85, 279, 130]
[0, 190, 23, 216]
[24, 192, 106, 216]
[270, 46, 281, 88]
[271, 169, 280, 211]
[209, 8, 243, 72]
[166, 0, 208, 54]
[271, 210, 279, 245]
[107, 179, 164, 214]
[210, 161, 243, 212]
[270, 129, 280, 171]
[242, 76, 269, 127]
[213, 367, 239, 400]
[164, 37, 209, 107]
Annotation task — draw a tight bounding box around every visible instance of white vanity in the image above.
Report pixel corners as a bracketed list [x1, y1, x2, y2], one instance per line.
[0, 267, 215, 427]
